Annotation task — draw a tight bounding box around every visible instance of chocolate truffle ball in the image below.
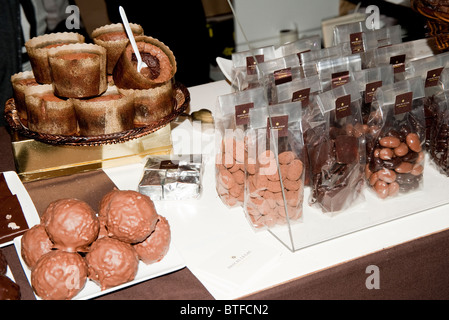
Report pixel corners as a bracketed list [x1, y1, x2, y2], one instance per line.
[0, 275, 21, 300]
[0, 250, 7, 276]
[99, 190, 158, 243]
[21, 224, 53, 269]
[85, 237, 139, 290]
[31, 250, 88, 300]
[133, 215, 171, 264]
[43, 199, 100, 252]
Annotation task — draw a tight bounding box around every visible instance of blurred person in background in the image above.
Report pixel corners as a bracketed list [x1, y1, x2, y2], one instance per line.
[104, 0, 212, 88]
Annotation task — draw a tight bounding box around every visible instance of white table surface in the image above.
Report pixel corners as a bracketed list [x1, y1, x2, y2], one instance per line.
[103, 80, 449, 300]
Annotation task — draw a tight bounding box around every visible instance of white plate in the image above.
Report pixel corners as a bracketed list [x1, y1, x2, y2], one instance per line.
[1, 171, 40, 248]
[14, 234, 185, 300]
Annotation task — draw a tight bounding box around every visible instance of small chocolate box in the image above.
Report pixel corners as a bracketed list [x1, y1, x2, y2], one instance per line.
[139, 154, 203, 200]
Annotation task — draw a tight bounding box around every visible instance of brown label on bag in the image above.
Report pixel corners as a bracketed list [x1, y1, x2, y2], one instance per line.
[267, 115, 289, 139]
[350, 32, 364, 54]
[331, 71, 350, 89]
[160, 160, 179, 169]
[335, 94, 352, 119]
[425, 67, 444, 88]
[364, 80, 383, 103]
[296, 49, 311, 64]
[394, 92, 413, 115]
[246, 55, 264, 75]
[292, 87, 311, 107]
[390, 54, 406, 74]
[235, 102, 254, 126]
[274, 67, 292, 85]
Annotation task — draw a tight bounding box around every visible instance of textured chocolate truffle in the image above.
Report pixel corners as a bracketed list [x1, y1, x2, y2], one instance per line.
[31, 250, 87, 300]
[43, 199, 100, 252]
[0, 275, 21, 300]
[85, 237, 139, 290]
[133, 215, 171, 264]
[99, 190, 158, 243]
[21, 224, 53, 269]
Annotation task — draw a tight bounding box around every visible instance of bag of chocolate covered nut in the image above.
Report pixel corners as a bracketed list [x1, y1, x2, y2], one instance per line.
[256, 54, 304, 104]
[404, 52, 449, 150]
[366, 76, 426, 199]
[306, 81, 366, 214]
[429, 70, 449, 176]
[231, 45, 276, 91]
[244, 101, 305, 229]
[215, 87, 267, 208]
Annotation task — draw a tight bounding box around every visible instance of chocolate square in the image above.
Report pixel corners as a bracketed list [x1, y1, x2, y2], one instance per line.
[335, 135, 359, 164]
[0, 194, 29, 244]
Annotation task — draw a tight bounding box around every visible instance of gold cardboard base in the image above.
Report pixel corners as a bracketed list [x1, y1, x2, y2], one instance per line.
[11, 125, 173, 182]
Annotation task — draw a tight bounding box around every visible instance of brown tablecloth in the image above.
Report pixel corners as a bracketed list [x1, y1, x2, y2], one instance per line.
[2, 126, 449, 300]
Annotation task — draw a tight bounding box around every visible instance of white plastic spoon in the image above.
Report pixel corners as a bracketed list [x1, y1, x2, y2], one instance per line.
[119, 6, 147, 72]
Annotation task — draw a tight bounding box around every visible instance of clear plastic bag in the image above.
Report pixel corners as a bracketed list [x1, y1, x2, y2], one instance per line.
[333, 21, 378, 53]
[405, 51, 449, 149]
[306, 81, 366, 214]
[231, 45, 276, 91]
[215, 87, 267, 208]
[429, 89, 449, 176]
[351, 64, 395, 123]
[333, 21, 402, 52]
[315, 53, 363, 92]
[244, 101, 305, 229]
[276, 34, 321, 57]
[365, 77, 426, 199]
[361, 42, 415, 81]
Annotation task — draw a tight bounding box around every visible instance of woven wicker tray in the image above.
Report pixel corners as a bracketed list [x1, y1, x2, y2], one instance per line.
[4, 82, 190, 146]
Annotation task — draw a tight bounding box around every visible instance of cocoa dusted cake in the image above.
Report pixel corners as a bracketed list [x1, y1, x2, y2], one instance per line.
[47, 43, 107, 98]
[72, 85, 135, 136]
[24, 84, 77, 135]
[92, 23, 144, 74]
[25, 32, 85, 84]
[10, 71, 39, 120]
[113, 35, 177, 90]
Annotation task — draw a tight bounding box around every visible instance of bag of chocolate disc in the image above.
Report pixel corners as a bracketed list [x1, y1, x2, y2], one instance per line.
[244, 101, 305, 229]
[404, 51, 449, 149]
[276, 34, 321, 57]
[299, 42, 352, 70]
[215, 86, 267, 208]
[306, 81, 366, 214]
[365, 76, 426, 199]
[351, 64, 395, 123]
[361, 42, 415, 81]
[315, 53, 363, 92]
[231, 45, 276, 91]
[429, 87, 449, 176]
